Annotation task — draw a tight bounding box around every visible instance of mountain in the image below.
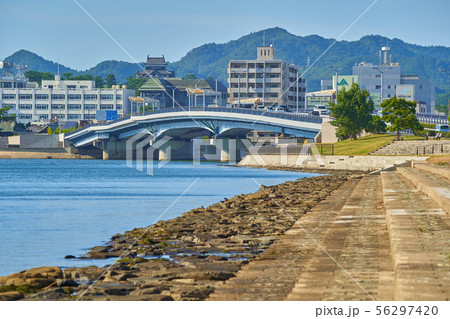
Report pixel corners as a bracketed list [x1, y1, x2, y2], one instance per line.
[2, 28, 449, 93]
[168, 27, 450, 92]
[84, 60, 143, 83]
[3, 50, 78, 75]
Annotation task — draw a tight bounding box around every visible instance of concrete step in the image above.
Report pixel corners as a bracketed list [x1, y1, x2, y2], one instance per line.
[397, 167, 450, 214]
[414, 163, 450, 182]
[208, 178, 362, 301]
[286, 176, 394, 301]
[380, 171, 450, 300]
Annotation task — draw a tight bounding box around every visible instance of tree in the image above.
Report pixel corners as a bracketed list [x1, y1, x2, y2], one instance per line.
[47, 127, 53, 135]
[368, 115, 387, 134]
[124, 76, 147, 96]
[381, 96, 423, 140]
[184, 74, 197, 80]
[94, 76, 104, 88]
[62, 72, 73, 79]
[105, 74, 117, 88]
[24, 71, 54, 85]
[0, 105, 16, 122]
[329, 83, 374, 140]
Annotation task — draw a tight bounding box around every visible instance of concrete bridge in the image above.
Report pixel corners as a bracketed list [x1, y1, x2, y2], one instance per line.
[65, 107, 323, 160]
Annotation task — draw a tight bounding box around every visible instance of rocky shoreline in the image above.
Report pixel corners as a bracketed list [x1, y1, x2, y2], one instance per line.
[0, 168, 364, 301]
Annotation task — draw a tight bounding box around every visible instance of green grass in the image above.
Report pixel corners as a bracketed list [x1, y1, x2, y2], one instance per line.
[326, 134, 426, 156]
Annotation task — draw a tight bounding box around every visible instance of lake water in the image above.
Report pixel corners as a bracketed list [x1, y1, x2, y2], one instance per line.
[0, 159, 316, 276]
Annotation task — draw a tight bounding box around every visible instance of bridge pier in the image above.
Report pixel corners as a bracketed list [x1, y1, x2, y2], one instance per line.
[153, 140, 194, 161]
[94, 138, 128, 160]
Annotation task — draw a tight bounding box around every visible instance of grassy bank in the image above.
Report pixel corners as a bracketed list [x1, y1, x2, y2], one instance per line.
[321, 134, 426, 156]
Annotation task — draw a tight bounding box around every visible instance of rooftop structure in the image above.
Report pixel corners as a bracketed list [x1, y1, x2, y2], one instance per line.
[136, 55, 175, 79]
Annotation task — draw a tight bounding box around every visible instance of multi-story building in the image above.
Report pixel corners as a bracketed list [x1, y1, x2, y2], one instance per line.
[0, 75, 134, 124]
[228, 46, 306, 110]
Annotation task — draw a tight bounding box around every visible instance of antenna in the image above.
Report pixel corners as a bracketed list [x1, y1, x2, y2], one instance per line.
[57, 59, 60, 76]
[263, 29, 266, 47]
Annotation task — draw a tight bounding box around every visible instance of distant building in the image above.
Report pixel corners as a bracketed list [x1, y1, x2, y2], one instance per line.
[0, 75, 134, 124]
[318, 46, 436, 113]
[138, 78, 227, 108]
[227, 46, 306, 110]
[136, 55, 175, 79]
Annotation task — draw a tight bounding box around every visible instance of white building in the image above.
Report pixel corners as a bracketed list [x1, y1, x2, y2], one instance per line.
[0, 75, 134, 124]
[228, 46, 306, 111]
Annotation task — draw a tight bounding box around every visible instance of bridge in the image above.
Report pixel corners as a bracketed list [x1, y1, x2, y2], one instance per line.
[65, 107, 323, 160]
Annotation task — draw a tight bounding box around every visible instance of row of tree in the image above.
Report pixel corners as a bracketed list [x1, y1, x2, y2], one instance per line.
[24, 71, 118, 88]
[329, 83, 424, 141]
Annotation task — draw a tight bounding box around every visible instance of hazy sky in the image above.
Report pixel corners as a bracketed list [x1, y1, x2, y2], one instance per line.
[1, 0, 448, 70]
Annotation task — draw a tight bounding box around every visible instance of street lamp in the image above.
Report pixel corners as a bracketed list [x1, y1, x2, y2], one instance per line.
[373, 66, 392, 105]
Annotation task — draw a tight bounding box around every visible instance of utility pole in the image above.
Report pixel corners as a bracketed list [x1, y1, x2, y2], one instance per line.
[328, 65, 343, 97]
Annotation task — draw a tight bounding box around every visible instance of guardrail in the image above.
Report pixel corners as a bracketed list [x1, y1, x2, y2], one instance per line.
[255, 143, 335, 156]
[416, 143, 449, 155]
[66, 107, 323, 138]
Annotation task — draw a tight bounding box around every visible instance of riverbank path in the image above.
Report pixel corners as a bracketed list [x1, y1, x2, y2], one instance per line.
[208, 163, 450, 301]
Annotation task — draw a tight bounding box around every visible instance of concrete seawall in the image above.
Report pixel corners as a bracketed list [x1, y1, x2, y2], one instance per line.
[238, 154, 429, 171]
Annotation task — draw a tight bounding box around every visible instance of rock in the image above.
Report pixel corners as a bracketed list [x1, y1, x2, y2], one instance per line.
[130, 287, 161, 295]
[64, 255, 76, 259]
[0, 291, 24, 301]
[205, 255, 228, 261]
[56, 279, 79, 287]
[0, 267, 63, 289]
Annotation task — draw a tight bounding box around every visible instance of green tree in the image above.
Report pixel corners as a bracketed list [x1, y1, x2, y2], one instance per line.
[105, 74, 117, 88]
[94, 76, 104, 88]
[62, 72, 73, 80]
[0, 105, 16, 122]
[24, 71, 54, 85]
[47, 127, 53, 135]
[184, 74, 197, 80]
[381, 96, 423, 140]
[368, 115, 387, 134]
[123, 76, 147, 96]
[329, 83, 374, 140]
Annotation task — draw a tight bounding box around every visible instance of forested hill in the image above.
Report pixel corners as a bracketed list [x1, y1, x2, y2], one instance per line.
[3, 28, 449, 92]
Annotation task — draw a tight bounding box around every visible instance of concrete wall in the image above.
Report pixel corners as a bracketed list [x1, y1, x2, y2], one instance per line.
[239, 154, 429, 171]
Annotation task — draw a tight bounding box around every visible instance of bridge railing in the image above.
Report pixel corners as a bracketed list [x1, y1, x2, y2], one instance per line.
[66, 107, 323, 137]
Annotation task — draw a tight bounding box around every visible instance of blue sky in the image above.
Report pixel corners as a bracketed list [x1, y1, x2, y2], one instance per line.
[1, 0, 449, 70]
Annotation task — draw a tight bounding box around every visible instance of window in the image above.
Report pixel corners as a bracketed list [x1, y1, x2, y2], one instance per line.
[19, 104, 32, 110]
[375, 85, 381, 89]
[84, 114, 96, 120]
[51, 114, 65, 119]
[19, 94, 32, 100]
[51, 94, 65, 100]
[35, 94, 49, 100]
[116, 104, 122, 110]
[116, 94, 122, 100]
[68, 114, 81, 119]
[375, 74, 381, 78]
[68, 94, 81, 100]
[68, 104, 81, 110]
[387, 85, 391, 89]
[419, 85, 423, 89]
[84, 104, 97, 110]
[39, 114, 48, 120]
[36, 104, 48, 110]
[3, 103, 16, 109]
[2, 94, 16, 99]
[84, 94, 98, 100]
[67, 85, 77, 90]
[51, 104, 65, 109]
[19, 114, 32, 119]
[100, 94, 114, 100]
[100, 104, 114, 110]
[388, 94, 391, 98]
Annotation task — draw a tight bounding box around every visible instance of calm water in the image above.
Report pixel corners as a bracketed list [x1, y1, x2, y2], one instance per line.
[0, 159, 316, 276]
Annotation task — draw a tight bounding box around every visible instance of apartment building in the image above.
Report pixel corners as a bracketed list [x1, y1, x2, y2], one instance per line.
[228, 46, 306, 110]
[0, 75, 134, 124]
